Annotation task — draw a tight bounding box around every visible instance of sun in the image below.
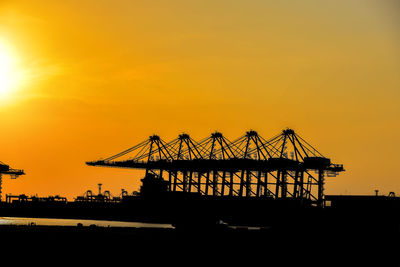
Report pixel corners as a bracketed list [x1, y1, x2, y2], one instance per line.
[0, 42, 23, 97]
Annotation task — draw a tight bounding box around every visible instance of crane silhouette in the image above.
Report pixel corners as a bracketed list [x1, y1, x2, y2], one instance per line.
[0, 161, 24, 201]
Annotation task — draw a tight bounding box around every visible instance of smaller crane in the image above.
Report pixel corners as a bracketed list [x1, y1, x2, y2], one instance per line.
[0, 161, 25, 201]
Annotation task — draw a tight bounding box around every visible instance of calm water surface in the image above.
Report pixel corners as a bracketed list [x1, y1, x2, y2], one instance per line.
[0, 217, 173, 228]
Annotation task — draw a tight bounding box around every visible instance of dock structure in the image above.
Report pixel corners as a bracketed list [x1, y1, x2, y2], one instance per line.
[87, 129, 344, 207]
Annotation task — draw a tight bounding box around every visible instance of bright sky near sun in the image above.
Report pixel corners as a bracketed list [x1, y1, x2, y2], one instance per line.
[0, 0, 399, 199]
[0, 40, 23, 96]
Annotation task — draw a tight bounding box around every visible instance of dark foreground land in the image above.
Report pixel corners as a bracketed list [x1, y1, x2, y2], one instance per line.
[1, 194, 399, 265]
[0, 222, 397, 265]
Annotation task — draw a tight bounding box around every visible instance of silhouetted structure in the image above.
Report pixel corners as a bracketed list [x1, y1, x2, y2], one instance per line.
[74, 184, 124, 203]
[6, 194, 67, 203]
[87, 129, 344, 207]
[0, 161, 24, 201]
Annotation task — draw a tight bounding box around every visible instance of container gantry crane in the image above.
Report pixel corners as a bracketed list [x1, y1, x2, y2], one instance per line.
[87, 129, 344, 207]
[0, 161, 25, 201]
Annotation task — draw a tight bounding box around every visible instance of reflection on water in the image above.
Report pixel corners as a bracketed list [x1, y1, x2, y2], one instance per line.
[0, 217, 173, 228]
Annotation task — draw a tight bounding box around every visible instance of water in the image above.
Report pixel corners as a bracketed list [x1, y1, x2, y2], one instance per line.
[0, 217, 174, 228]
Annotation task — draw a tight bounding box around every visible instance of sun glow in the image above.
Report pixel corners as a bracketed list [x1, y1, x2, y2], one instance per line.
[0, 41, 24, 97]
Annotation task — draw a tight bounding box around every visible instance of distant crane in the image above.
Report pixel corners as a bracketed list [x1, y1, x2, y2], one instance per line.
[0, 161, 25, 201]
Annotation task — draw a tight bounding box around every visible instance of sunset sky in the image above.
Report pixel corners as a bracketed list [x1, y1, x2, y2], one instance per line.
[0, 0, 399, 199]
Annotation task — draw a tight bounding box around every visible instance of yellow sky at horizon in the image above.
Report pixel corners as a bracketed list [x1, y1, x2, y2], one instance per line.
[0, 0, 399, 199]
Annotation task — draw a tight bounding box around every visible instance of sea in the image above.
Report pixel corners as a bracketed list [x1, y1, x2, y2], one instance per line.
[0, 216, 173, 228]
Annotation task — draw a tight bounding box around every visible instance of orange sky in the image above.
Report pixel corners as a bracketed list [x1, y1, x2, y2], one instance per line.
[0, 0, 399, 199]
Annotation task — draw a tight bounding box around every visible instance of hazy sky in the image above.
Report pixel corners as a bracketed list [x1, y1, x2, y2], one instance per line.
[0, 0, 399, 199]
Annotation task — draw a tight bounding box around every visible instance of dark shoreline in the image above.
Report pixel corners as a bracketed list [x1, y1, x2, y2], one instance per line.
[0, 225, 399, 266]
[0, 220, 397, 265]
[1, 194, 399, 265]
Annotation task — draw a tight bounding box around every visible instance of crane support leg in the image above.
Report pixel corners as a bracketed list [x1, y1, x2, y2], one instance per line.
[275, 170, 281, 199]
[293, 170, 299, 198]
[256, 171, 261, 197]
[318, 169, 325, 207]
[299, 171, 304, 199]
[221, 171, 226, 196]
[205, 171, 210, 195]
[264, 172, 268, 197]
[229, 172, 234, 197]
[245, 170, 251, 197]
